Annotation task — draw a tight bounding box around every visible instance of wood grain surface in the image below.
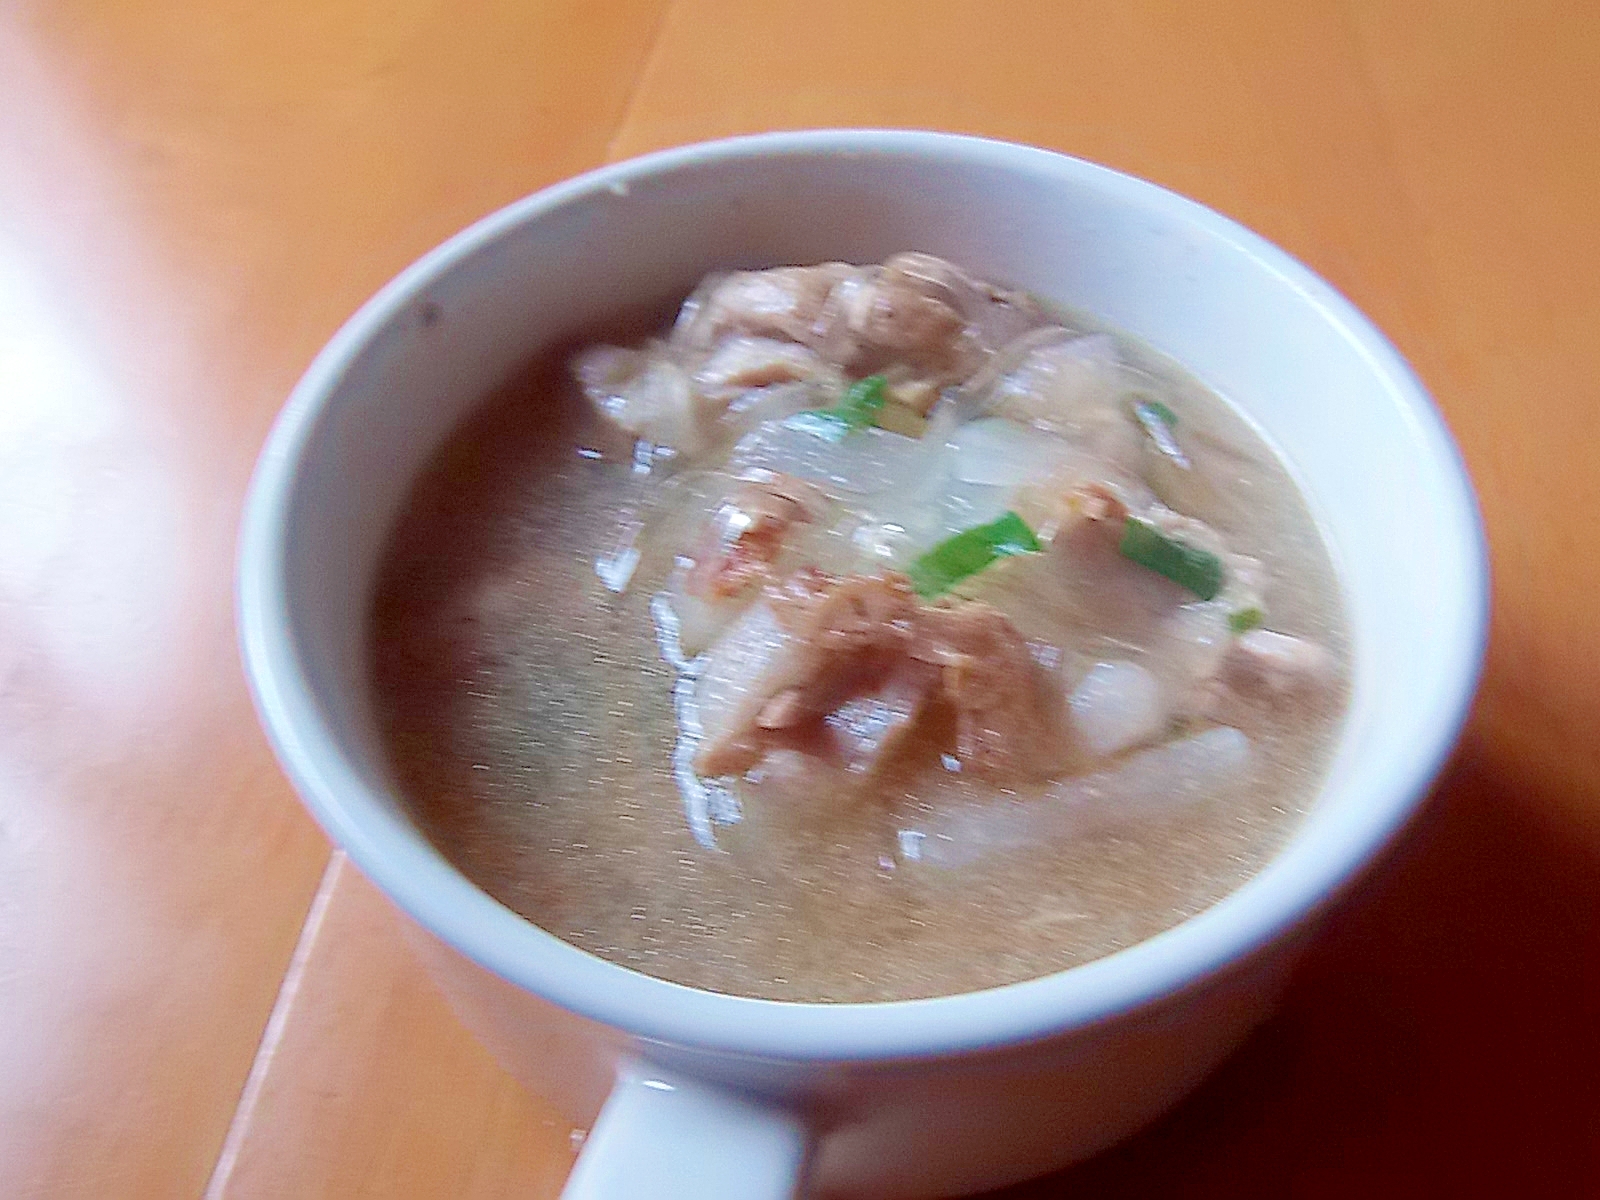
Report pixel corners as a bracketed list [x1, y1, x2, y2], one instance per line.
[1, 1, 1595, 1196]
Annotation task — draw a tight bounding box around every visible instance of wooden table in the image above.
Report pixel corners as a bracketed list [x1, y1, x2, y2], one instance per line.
[2, 1, 1596, 1195]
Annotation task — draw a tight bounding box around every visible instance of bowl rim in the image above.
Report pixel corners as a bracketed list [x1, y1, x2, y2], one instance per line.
[237, 128, 1489, 1062]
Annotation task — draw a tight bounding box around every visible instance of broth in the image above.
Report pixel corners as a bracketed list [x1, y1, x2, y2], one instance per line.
[371, 256, 1348, 1003]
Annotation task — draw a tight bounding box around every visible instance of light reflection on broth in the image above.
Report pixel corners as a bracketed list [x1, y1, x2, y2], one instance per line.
[371, 256, 1348, 1003]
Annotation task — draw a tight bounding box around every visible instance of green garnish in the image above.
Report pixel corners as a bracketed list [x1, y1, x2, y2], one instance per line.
[907, 511, 1042, 598]
[1118, 517, 1224, 600]
[1228, 606, 1264, 634]
[1130, 398, 1190, 468]
[1138, 398, 1178, 427]
[837, 374, 889, 425]
[783, 375, 888, 442]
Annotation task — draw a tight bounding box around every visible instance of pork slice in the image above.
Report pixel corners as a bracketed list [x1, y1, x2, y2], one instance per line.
[572, 343, 708, 454]
[881, 252, 1048, 355]
[808, 261, 977, 383]
[693, 572, 920, 778]
[676, 264, 855, 352]
[749, 570, 921, 727]
[691, 336, 840, 403]
[1006, 476, 1197, 638]
[683, 473, 825, 603]
[912, 601, 1066, 780]
[1223, 630, 1338, 698]
[680, 256, 1052, 411]
[671, 473, 825, 656]
[693, 565, 1071, 787]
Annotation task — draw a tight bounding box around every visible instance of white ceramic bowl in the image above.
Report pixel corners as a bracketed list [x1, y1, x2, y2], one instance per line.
[237, 130, 1488, 1200]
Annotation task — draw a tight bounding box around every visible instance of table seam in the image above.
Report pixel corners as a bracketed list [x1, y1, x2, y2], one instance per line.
[603, 0, 679, 164]
[201, 851, 348, 1200]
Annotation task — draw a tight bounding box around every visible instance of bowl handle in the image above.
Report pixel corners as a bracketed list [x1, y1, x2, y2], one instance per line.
[560, 1064, 813, 1199]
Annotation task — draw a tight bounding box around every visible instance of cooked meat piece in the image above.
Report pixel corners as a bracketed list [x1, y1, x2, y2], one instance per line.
[694, 572, 919, 778]
[691, 336, 839, 402]
[821, 656, 942, 773]
[750, 569, 921, 726]
[670, 473, 826, 657]
[822, 264, 969, 375]
[987, 477, 1263, 720]
[572, 344, 707, 453]
[769, 565, 917, 640]
[1059, 481, 1263, 613]
[694, 571, 1064, 783]
[1223, 630, 1337, 698]
[672, 257, 1050, 421]
[912, 601, 1065, 779]
[676, 264, 855, 352]
[802, 255, 1049, 400]
[881, 252, 1047, 354]
[684, 473, 824, 602]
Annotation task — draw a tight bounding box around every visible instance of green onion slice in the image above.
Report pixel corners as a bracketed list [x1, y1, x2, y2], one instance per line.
[907, 510, 1042, 598]
[783, 375, 888, 442]
[1118, 517, 1224, 600]
[1228, 606, 1264, 634]
[1130, 398, 1190, 468]
[1138, 398, 1178, 427]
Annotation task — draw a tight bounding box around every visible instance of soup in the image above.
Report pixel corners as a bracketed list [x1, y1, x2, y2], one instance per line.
[371, 253, 1348, 1003]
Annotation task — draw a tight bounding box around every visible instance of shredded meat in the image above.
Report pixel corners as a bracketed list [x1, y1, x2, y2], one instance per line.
[912, 603, 1064, 779]
[701, 255, 1049, 377]
[679, 265, 854, 351]
[881, 252, 1047, 354]
[692, 336, 836, 402]
[821, 264, 969, 375]
[579, 256, 1056, 453]
[694, 570, 1063, 782]
[684, 473, 823, 602]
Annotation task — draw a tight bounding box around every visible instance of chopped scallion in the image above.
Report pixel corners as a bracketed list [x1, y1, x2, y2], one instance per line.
[783, 374, 888, 442]
[1131, 398, 1190, 468]
[1139, 398, 1178, 427]
[837, 373, 888, 425]
[1118, 517, 1224, 600]
[1228, 606, 1264, 634]
[907, 511, 1042, 598]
